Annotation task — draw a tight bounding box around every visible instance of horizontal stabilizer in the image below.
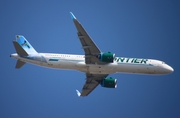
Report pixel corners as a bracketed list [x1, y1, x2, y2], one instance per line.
[16, 60, 26, 69]
[13, 41, 28, 56]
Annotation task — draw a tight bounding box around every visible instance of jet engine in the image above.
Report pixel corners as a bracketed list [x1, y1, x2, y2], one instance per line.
[101, 77, 117, 88]
[98, 52, 115, 63]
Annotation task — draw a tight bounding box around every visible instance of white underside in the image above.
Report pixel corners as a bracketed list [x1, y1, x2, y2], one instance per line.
[17, 55, 169, 75]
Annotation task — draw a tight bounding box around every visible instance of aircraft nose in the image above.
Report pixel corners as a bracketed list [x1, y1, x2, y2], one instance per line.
[164, 64, 174, 74]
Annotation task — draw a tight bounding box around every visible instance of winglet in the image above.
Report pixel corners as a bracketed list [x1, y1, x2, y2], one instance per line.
[76, 90, 81, 97]
[70, 12, 76, 20]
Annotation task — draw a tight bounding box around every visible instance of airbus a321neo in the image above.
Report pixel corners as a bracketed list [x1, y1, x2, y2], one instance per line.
[10, 12, 174, 97]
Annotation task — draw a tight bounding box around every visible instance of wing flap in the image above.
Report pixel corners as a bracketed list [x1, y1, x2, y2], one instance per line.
[73, 18, 100, 55]
[77, 74, 108, 97]
[80, 79, 99, 96]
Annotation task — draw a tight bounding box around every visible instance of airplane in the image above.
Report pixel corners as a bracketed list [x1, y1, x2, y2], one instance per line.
[10, 12, 174, 97]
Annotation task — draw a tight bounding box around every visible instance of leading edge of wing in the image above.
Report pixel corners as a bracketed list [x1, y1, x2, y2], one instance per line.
[69, 12, 103, 64]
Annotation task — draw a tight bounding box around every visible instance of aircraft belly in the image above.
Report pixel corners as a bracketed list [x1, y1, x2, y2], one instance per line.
[19, 58, 44, 67]
[47, 60, 78, 70]
[18, 57, 161, 74]
[76, 62, 117, 74]
[115, 63, 157, 74]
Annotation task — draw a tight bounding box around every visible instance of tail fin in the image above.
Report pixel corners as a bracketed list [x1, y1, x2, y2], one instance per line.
[12, 35, 38, 56]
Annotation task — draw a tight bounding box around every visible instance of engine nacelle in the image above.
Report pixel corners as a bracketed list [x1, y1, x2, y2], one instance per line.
[101, 77, 117, 88]
[98, 52, 115, 63]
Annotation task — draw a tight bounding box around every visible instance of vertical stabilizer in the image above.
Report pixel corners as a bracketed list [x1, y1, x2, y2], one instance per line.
[14, 35, 38, 55]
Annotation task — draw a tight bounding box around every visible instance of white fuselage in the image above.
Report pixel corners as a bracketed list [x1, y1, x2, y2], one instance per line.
[10, 53, 174, 75]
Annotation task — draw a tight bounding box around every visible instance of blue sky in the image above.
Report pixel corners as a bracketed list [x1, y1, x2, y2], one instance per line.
[1, 0, 180, 118]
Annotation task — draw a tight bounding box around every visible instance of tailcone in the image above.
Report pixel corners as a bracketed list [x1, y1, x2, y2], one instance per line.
[10, 53, 18, 58]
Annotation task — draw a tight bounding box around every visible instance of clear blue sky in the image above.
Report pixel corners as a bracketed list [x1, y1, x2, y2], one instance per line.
[1, 0, 180, 118]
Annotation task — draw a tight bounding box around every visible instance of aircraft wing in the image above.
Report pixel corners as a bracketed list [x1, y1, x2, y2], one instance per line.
[70, 12, 102, 64]
[76, 74, 108, 97]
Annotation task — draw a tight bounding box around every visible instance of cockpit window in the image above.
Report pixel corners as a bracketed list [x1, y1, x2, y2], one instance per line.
[162, 61, 165, 64]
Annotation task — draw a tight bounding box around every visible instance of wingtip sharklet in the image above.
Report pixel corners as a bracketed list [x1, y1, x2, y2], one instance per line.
[76, 90, 81, 97]
[70, 12, 76, 20]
